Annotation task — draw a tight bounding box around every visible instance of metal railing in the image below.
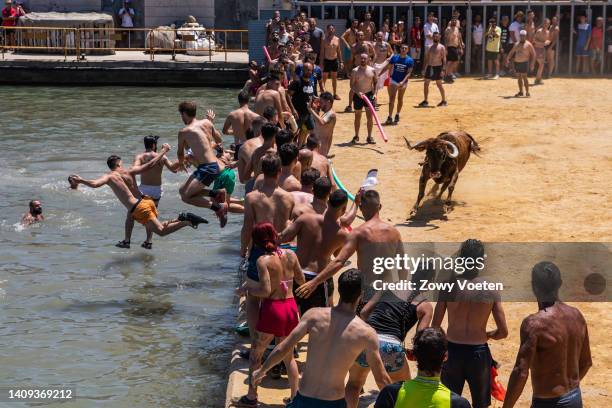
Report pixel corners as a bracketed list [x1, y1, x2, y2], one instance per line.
[0, 26, 248, 62]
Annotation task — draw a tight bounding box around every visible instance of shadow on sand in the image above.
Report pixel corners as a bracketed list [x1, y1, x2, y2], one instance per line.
[334, 141, 385, 155]
[397, 198, 467, 229]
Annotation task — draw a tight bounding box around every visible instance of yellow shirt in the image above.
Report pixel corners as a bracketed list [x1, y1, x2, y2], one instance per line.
[485, 26, 502, 52]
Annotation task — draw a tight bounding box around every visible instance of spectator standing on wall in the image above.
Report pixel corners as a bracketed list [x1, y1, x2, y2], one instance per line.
[2, 0, 25, 48]
[118, 0, 135, 28]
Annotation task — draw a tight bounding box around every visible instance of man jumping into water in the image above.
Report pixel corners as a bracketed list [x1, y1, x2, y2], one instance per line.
[176, 101, 228, 227]
[117, 135, 181, 250]
[70, 145, 207, 240]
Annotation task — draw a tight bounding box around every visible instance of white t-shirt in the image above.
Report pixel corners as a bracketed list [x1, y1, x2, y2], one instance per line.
[472, 23, 484, 45]
[118, 7, 135, 28]
[424, 22, 439, 48]
[508, 21, 522, 44]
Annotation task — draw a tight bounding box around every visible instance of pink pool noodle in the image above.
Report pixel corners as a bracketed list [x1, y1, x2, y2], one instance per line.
[360, 94, 388, 142]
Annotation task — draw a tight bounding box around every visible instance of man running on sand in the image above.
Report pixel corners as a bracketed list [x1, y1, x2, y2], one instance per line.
[321, 24, 343, 100]
[420, 31, 447, 107]
[223, 91, 260, 144]
[296, 190, 405, 313]
[176, 101, 228, 227]
[252, 269, 392, 407]
[350, 53, 377, 145]
[118, 135, 181, 250]
[70, 145, 207, 239]
[241, 153, 295, 346]
[502, 261, 592, 408]
[383, 43, 414, 125]
[307, 91, 336, 157]
[433, 239, 508, 408]
[281, 189, 358, 310]
[506, 30, 536, 97]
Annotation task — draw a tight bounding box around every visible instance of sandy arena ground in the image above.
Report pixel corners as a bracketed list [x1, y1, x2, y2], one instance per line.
[226, 77, 612, 407]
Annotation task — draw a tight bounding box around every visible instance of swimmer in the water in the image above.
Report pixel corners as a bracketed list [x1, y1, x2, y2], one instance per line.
[21, 200, 44, 226]
[70, 144, 208, 242]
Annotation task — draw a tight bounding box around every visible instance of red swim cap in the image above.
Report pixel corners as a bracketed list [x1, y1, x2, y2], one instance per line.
[252, 222, 279, 253]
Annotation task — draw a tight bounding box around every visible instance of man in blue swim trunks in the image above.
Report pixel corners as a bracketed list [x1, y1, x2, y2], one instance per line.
[176, 101, 229, 227]
[382, 43, 414, 126]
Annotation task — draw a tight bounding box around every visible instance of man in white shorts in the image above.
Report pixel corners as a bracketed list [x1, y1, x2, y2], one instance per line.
[373, 31, 393, 103]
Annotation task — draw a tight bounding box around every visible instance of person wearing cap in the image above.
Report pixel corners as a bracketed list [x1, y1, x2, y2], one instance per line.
[116, 135, 182, 250]
[502, 262, 592, 408]
[505, 30, 536, 97]
[2, 0, 25, 48]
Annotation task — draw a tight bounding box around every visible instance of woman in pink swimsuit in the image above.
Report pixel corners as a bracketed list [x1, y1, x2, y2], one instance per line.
[235, 222, 305, 407]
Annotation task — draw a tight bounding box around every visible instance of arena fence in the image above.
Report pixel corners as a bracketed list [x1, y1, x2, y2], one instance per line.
[288, 0, 610, 75]
[0, 26, 248, 62]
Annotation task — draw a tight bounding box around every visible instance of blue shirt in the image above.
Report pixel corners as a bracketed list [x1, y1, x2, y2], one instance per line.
[389, 54, 414, 83]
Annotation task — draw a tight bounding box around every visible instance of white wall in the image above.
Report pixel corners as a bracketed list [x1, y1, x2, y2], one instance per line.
[144, 0, 215, 28]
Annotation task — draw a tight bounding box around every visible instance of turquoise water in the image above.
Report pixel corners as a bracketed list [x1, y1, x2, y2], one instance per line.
[0, 86, 243, 407]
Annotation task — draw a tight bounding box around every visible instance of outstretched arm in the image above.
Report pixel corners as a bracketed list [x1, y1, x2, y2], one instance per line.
[72, 173, 110, 188]
[339, 187, 362, 227]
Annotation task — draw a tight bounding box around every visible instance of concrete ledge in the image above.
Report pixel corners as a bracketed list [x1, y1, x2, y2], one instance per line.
[0, 60, 248, 86]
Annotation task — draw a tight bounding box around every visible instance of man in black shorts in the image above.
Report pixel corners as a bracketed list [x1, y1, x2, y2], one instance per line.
[321, 24, 343, 100]
[506, 30, 536, 97]
[420, 32, 447, 107]
[349, 53, 377, 144]
[288, 62, 316, 146]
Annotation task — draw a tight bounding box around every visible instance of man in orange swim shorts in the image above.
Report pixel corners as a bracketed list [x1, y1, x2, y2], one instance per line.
[70, 143, 209, 245]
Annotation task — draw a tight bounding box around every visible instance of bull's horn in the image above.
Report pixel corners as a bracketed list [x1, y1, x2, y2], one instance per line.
[444, 141, 459, 158]
[403, 136, 427, 150]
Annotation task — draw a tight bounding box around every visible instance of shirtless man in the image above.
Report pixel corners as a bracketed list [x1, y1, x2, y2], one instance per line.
[241, 153, 295, 345]
[546, 16, 560, 78]
[119, 135, 180, 250]
[237, 117, 266, 193]
[533, 19, 551, 84]
[21, 200, 44, 226]
[341, 19, 359, 77]
[345, 32, 375, 113]
[291, 168, 319, 207]
[420, 31, 447, 107]
[525, 10, 536, 44]
[432, 239, 508, 408]
[249, 123, 277, 184]
[359, 12, 376, 42]
[223, 91, 260, 144]
[321, 24, 343, 100]
[503, 261, 592, 408]
[444, 18, 464, 83]
[350, 53, 377, 144]
[307, 91, 337, 157]
[176, 101, 228, 227]
[304, 134, 334, 185]
[70, 147, 207, 240]
[277, 143, 301, 192]
[281, 189, 358, 310]
[292, 176, 333, 219]
[252, 269, 391, 407]
[254, 74, 286, 129]
[506, 30, 536, 97]
[373, 31, 393, 100]
[296, 190, 405, 313]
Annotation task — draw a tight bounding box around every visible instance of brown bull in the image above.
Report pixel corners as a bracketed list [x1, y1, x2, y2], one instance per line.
[404, 131, 480, 217]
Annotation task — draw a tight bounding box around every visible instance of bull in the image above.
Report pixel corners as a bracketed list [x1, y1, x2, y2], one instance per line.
[404, 131, 480, 217]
